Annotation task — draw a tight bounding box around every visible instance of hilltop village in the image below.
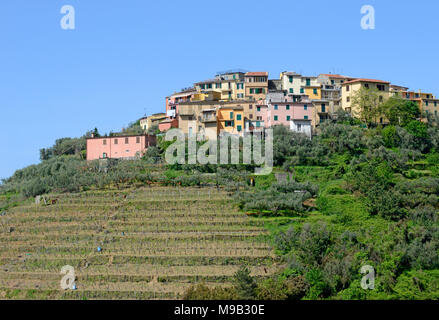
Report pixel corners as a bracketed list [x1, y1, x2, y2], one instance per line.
[86, 69, 439, 160]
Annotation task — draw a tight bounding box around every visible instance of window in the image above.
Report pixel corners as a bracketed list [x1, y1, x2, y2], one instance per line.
[313, 88, 318, 95]
[274, 115, 278, 121]
[250, 114, 253, 119]
[250, 88, 254, 94]
[249, 105, 253, 109]
[256, 121, 261, 127]
[321, 104, 326, 113]
[435, 102, 437, 107]
[304, 105, 308, 110]
[347, 97, 350, 102]
[114, 139, 118, 145]
[286, 105, 290, 110]
[237, 125, 242, 132]
[103, 152, 107, 158]
[331, 80, 335, 85]
[426, 101, 429, 106]
[103, 139, 107, 145]
[125, 137, 129, 144]
[364, 83, 369, 89]
[225, 121, 233, 127]
[216, 83, 222, 89]
[304, 115, 309, 120]
[377, 84, 385, 91]
[286, 115, 291, 121]
[297, 124, 302, 131]
[300, 88, 304, 94]
[306, 79, 311, 86]
[136, 137, 140, 144]
[237, 114, 242, 121]
[289, 88, 294, 93]
[230, 112, 234, 119]
[257, 106, 261, 112]
[289, 76, 293, 83]
[346, 85, 350, 92]
[274, 104, 278, 110]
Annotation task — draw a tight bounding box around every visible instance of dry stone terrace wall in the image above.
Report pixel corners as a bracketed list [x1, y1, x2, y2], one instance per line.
[0, 186, 278, 300]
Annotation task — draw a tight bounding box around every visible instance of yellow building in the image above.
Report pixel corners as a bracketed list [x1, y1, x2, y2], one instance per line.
[217, 106, 244, 136]
[312, 100, 330, 127]
[194, 71, 246, 101]
[244, 72, 268, 102]
[139, 113, 167, 131]
[304, 86, 322, 100]
[341, 79, 391, 118]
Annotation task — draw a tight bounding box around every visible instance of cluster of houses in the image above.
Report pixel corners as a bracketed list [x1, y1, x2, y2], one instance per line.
[86, 69, 439, 160]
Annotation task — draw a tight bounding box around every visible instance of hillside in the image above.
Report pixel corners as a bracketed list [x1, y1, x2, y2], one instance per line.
[0, 186, 276, 299]
[1, 109, 439, 300]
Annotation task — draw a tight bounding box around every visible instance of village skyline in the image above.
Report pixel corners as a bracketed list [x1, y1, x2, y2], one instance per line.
[1, 0, 439, 179]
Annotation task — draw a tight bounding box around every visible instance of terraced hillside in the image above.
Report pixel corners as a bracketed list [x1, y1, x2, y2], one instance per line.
[0, 187, 277, 299]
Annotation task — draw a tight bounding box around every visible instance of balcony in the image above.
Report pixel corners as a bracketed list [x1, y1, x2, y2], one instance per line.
[201, 115, 217, 123]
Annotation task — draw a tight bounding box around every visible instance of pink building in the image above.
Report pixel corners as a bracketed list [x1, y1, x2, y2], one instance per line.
[86, 134, 156, 161]
[158, 118, 178, 132]
[266, 101, 313, 127]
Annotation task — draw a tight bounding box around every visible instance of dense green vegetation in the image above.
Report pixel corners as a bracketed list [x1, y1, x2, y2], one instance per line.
[184, 112, 439, 300]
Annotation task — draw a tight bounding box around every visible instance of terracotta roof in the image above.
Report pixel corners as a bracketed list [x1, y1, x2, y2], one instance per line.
[245, 72, 268, 76]
[342, 78, 390, 85]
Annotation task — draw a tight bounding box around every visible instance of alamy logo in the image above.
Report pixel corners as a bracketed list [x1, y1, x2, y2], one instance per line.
[165, 129, 273, 175]
[60, 265, 76, 290]
[360, 265, 375, 290]
[60, 5, 75, 30]
[361, 5, 375, 30]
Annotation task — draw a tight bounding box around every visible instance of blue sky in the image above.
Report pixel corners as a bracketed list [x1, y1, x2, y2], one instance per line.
[1, 0, 438, 180]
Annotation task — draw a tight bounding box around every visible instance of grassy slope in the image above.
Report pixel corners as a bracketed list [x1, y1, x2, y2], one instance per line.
[257, 165, 439, 300]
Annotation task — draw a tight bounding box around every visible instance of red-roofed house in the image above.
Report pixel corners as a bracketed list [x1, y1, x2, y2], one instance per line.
[341, 79, 391, 123]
